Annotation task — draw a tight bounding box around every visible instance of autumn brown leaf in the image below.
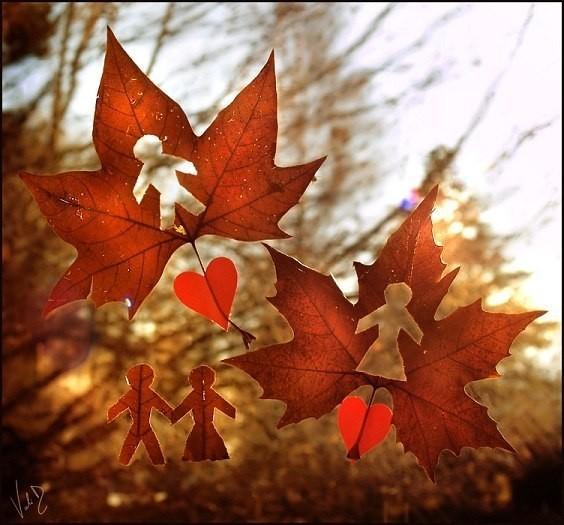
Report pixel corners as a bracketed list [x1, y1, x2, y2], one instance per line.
[224, 244, 382, 427]
[226, 187, 544, 480]
[20, 170, 185, 318]
[20, 28, 324, 319]
[174, 52, 325, 242]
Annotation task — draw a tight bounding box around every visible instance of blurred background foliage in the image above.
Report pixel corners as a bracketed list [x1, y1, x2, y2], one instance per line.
[2, 2, 561, 523]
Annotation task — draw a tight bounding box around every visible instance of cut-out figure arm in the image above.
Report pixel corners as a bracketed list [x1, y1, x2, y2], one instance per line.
[107, 394, 129, 423]
[170, 157, 206, 215]
[132, 172, 152, 204]
[171, 391, 198, 424]
[151, 392, 174, 421]
[213, 393, 236, 419]
[169, 157, 196, 175]
[356, 305, 386, 334]
[399, 310, 423, 344]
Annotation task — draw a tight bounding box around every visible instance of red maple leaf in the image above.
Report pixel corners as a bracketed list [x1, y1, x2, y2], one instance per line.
[355, 186, 545, 479]
[20, 28, 323, 322]
[225, 187, 544, 480]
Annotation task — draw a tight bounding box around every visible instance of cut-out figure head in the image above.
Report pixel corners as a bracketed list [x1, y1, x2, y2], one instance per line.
[188, 365, 216, 393]
[126, 363, 155, 389]
[133, 134, 163, 163]
[384, 282, 413, 308]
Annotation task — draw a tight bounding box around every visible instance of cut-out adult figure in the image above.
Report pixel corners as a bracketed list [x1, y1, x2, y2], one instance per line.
[107, 363, 173, 465]
[172, 365, 236, 461]
[132, 135, 205, 228]
[356, 283, 423, 375]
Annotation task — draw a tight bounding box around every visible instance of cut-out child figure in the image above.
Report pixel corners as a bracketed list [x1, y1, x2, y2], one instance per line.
[171, 365, 236, 461]
[107, 363, 173, 466]
[132, 134, 205, 229]
[355, 283, 423, 377]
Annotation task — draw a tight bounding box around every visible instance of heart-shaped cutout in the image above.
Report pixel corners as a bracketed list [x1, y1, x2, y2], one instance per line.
[338, 396, 392, 460]
[174, 257, 237, 330]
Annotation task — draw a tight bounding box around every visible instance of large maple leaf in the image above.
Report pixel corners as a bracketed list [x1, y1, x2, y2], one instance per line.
[354, 186, 545, 479]
[225, 187, 544, 480]
[20, 28, 323, 319]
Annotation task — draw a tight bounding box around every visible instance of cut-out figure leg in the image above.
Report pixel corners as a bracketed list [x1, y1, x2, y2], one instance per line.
[183, 423, 204, 461]
[174, 179, 206, 216]
[119, 429, 141, 465]
[203, 422, 229, 460]
[142, 429, 165, 465]
[182, 423, 229, 461]
[357, 334, 388, 376]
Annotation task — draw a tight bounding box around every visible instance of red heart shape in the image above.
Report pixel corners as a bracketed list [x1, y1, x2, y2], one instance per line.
[338, 396, 392, 460]
[173, 257, 237, 330]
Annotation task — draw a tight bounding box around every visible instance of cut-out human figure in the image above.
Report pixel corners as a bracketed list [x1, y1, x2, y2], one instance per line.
[171, 365, 236, 461]
[356, 283, 423, 376]
[132, 134, 205, 229]
[107, 363, 173, 466]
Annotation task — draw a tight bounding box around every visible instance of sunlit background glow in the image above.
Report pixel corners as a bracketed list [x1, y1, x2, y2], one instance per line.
[2, 3, 561, 522]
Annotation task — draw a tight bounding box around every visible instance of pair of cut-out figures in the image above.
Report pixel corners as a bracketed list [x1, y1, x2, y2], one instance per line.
[107, 364, 235, 465]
